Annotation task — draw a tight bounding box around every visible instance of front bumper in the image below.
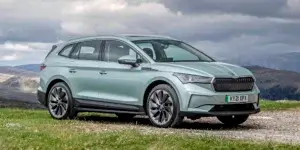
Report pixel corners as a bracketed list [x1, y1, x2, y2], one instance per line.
[177, 83, 260, 116]
[181, 103, 260, 117]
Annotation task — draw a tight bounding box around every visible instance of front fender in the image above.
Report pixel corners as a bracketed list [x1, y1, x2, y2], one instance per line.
[141, 75, 186, 110]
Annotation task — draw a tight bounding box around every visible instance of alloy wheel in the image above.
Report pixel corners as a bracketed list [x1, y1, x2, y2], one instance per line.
[48, 87, 69, 118]
[148, 90, 174, 125]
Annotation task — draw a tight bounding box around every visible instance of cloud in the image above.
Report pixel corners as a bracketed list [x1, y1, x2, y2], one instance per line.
[0, 0, 299, 65]
[160, 0, 300, 18]
[0, 41, 54, 65]
[1, 42, 33, 51]
[0, 53, 18, 61]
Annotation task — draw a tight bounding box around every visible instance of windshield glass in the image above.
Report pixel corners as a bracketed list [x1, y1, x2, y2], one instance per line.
[132, 39, 214, 62]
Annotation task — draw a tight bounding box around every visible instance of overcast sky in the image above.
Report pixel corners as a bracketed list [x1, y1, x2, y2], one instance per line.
[0, 0, 299, 65]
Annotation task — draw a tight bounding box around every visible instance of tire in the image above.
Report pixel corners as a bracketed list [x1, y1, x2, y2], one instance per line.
[116, 113, 135, 120]
[47, 82, 77, 120]
[146, 84, 183, 128]
[217, 115, 249, 126]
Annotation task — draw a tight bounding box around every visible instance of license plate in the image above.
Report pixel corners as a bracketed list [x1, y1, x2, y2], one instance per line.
[226, 95, 248, 103]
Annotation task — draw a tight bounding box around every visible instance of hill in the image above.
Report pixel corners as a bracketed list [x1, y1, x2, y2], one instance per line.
[15, 64, 40, 73]
[246, 66, 300, 100]
[0, 66, 39, 93]
[0, 66, 38, 76]
[227, 52, 300, 73]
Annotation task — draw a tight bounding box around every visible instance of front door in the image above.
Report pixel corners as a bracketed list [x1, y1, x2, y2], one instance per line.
[97, 40, 148, 106]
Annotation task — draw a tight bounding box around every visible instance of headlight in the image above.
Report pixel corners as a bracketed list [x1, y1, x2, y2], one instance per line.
[173, 73, 213, 84]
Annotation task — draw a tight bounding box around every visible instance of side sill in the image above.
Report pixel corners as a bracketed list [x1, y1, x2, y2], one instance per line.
[74, 99, 145, 114]
[75, 107, 145, 115]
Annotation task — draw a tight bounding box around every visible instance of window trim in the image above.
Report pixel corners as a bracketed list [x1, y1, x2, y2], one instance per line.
[102, 39, 149, 63]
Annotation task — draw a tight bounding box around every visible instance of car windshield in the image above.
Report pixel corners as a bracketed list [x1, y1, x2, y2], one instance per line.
[132, 39, 214, 62]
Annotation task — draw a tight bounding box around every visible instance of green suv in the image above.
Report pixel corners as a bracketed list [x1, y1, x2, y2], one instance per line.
[37, 35, 260, 128]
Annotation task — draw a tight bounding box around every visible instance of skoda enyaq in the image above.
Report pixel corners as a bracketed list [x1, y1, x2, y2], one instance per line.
[37, 35, 260, 128]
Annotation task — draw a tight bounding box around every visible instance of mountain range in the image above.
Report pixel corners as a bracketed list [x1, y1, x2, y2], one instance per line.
[15, 64, 41, 73]
[245, 66, 300, 100]
[223, 52, 300, 73]
[10, 52, 300, 73]
[0, 62, 299, 101]
[0, 66, 38, 76]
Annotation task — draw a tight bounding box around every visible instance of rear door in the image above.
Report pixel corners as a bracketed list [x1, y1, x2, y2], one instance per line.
[66, 40, 103, 100]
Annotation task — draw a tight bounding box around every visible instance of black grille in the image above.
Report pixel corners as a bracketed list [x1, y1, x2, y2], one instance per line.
[213, 77, 254, 92]
[210, 104, 255, 112]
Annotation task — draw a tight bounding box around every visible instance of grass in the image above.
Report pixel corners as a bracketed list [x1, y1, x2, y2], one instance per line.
[0, 108, 300, 149]
[260, 100, 300, 111]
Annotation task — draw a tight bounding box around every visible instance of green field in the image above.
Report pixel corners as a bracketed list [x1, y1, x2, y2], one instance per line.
[0, 100, 300, 149]
[260, 100, 300, 111]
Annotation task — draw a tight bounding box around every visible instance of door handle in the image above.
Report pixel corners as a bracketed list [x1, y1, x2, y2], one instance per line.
[99, 70, 107, 75]
[69, 69, 76, 73]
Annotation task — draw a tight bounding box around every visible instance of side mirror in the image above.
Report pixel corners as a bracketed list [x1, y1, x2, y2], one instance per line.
[118, 55, 140, 67]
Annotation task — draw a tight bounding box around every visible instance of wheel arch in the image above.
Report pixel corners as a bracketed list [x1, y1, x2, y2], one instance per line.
[142, 77, 182, 110]
[45, 76, 73, 103]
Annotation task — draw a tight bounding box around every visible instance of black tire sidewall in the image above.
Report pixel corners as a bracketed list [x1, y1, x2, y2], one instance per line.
[47, 82, 76, 119]
[146, 84, 181, 128]
[116, 113, 135, 120]
[217, 115, 249, 125]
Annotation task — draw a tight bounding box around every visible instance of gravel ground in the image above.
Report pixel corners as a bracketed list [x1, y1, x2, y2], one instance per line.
[183, 110, 300, 144]
[72, 109, 300, 144]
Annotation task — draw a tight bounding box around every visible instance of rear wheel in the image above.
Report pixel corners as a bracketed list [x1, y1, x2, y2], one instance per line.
[217, 115, 249, 126]
[47, 82, 77, 119]
[146, 84, 182, 128]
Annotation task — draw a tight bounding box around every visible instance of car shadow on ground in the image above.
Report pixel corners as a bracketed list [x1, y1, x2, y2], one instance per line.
[76, 114, 262, 131]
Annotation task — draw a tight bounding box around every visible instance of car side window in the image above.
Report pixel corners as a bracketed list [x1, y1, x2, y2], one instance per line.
[70, 40, 101, 60]
[103, 40, 142, 63]
[59, 44, 74, 57]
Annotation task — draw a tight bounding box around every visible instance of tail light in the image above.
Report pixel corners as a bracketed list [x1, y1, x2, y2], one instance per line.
[40, 64, 46, 71]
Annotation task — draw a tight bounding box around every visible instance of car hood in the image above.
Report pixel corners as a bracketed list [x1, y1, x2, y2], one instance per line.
[152, 62, 254, 78]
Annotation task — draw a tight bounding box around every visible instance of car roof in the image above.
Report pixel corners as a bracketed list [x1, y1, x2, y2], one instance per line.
[67, 34, 177, 43]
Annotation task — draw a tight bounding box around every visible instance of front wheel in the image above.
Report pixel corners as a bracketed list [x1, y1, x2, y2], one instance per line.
[217, 115, 249, 126]
[146, 84, 183, 128]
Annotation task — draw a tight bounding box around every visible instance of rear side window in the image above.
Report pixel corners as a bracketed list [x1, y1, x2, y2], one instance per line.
[59, 44, 74, 57]
[70, 40, 101, 60]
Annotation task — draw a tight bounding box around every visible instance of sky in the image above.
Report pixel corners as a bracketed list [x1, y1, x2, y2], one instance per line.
[0, 0, 299, 66]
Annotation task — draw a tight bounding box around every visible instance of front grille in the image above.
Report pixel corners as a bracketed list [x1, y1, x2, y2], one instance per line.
[210, 104, 255, 112]
[213, 77, 254, 92]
